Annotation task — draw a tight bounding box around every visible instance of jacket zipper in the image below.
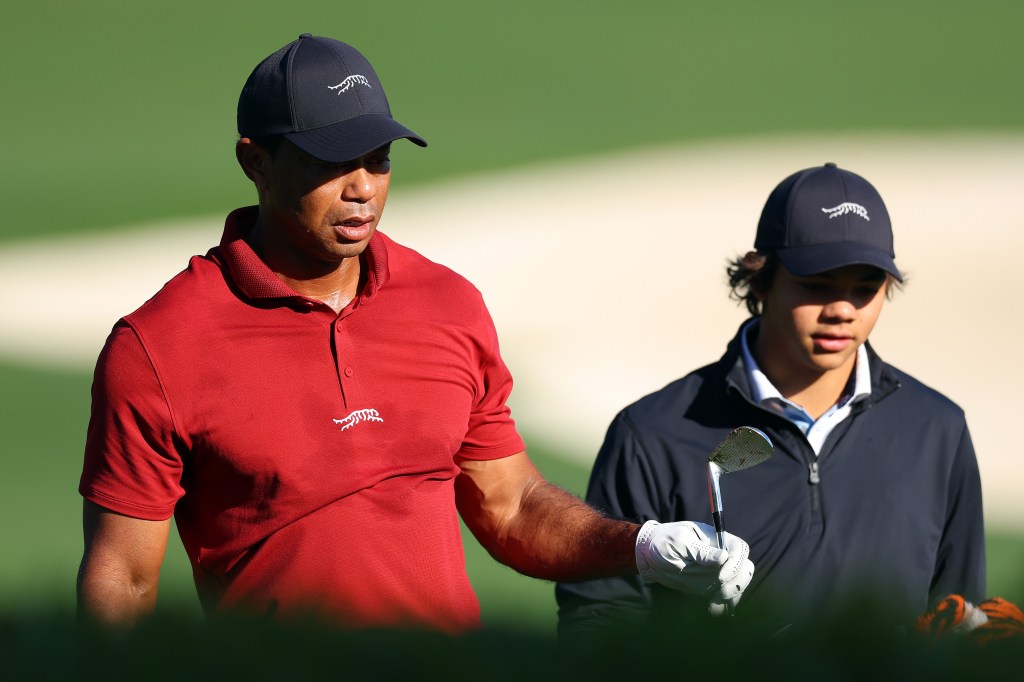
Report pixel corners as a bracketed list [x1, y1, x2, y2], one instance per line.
[808, 461, 821, 515]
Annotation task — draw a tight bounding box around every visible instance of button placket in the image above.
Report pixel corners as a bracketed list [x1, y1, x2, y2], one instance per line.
[333, 317, 356, 407]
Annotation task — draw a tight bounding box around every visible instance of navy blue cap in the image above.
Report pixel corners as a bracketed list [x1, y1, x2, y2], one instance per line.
[237, 34, 426, 162]
[755, 163, 902, 282]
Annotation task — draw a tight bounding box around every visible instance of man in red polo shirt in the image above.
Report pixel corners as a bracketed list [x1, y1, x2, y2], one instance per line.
[77, 34, 755, 632]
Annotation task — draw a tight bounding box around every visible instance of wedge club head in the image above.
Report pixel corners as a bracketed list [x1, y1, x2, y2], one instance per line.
[707, 426, 774, 551]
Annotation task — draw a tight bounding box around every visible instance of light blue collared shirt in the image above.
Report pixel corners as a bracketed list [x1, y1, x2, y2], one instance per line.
[740, 319, 871, 456]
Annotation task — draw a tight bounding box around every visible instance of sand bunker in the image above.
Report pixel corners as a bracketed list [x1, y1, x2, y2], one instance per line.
[2, 132, 1021, 525]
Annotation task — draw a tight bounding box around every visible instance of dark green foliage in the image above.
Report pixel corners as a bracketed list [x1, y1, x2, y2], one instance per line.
[2, 606, 1022, 681]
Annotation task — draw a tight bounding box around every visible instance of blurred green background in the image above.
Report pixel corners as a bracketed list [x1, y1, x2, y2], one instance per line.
[1, 0, 1022, 635]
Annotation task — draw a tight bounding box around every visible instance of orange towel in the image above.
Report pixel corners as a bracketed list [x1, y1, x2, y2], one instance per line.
[917, 594, 1024, 645]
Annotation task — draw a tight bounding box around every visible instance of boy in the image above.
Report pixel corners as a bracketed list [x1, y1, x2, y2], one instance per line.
[556, 163, 985, 636]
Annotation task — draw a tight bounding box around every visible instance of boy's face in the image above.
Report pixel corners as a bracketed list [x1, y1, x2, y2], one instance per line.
[756, 263, 889, 386]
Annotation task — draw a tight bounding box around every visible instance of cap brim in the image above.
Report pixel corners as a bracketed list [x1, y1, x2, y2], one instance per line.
[777, 242, 903, 282]
[284, 113, 427, 163]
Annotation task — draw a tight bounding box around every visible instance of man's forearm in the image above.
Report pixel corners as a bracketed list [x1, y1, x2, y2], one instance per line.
[483, 478, 641, 582]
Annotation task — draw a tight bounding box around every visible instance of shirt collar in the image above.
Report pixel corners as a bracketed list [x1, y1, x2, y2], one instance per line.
[740, 318, 872, 408]
[215, 206, 390, 304]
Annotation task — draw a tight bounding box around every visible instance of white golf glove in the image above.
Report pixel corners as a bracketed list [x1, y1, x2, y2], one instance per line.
[635, 520, 755, 616]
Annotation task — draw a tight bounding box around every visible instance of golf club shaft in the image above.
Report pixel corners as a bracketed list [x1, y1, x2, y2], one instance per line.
[705, 428, 773, 618]
[713, 511, 726, 552]
[713, 512, 734, 616]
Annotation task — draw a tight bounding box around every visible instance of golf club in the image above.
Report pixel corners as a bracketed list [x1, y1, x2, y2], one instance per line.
[707, 426, 774, 549]
[707, 426, 773, 614]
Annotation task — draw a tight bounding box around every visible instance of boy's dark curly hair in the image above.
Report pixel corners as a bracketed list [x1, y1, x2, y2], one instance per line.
[726, 251, 778, 316]
[726, 251, 903, 315]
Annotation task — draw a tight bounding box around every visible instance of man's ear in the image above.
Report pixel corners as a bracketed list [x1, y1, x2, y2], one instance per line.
[236, 138, 271, 193]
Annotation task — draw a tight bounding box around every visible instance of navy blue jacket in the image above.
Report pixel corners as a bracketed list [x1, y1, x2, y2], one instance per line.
[556, 322, 985, 635]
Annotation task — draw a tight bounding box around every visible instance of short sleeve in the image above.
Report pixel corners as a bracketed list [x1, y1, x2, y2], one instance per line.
[79, 321, 184, 520]
[455, 294, 525, 461]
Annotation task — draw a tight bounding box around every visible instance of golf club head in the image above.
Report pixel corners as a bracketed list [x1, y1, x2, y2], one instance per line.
[709, 426, 774, 474]
[707, 426, 774, 543]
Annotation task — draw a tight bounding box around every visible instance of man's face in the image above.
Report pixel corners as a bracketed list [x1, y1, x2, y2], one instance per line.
[755, 263, 889, 387]
[257, 140, 392, 269]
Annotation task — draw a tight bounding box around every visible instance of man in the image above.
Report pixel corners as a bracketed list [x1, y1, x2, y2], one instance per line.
[556, 163, 985, 637]
[77, 34, 754, 632]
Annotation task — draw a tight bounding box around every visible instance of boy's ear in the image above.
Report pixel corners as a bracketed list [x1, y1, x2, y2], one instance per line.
[236, 138, 271, 193]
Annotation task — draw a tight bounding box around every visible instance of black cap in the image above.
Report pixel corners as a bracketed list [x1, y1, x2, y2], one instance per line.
[237, 34, 427, 162]
[755, 163, 902, 282]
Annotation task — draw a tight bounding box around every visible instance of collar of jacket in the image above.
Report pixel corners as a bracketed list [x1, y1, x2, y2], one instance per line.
[722, 317, 901, 411]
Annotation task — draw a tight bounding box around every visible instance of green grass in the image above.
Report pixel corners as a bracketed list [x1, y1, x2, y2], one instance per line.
[2, 1, 1022, 242]
[986, 529, 1024, 603]
[0, 362, 91, 611]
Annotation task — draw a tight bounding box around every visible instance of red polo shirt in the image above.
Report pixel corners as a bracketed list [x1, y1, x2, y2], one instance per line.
[80, 206, 526, 632]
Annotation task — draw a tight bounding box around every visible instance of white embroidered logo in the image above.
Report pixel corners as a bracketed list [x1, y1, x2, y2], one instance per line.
[328, 75, 372, 94]
[333, 408, 383, 431]
[822, 202, 870, 221]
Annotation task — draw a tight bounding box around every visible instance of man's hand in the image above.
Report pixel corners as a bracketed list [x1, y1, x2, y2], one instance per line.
[635, 520, 754, 616]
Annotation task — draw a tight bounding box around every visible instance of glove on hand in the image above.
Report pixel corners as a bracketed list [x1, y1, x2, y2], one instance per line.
[635, 520, 755, 616]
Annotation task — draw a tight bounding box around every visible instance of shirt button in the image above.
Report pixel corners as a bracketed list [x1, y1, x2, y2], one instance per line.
[336, 322, 343, 332]
[344, 367, 354, 377]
